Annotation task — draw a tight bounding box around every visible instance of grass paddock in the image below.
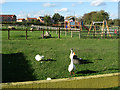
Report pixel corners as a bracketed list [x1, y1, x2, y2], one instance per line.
[2, 31, 119, 83]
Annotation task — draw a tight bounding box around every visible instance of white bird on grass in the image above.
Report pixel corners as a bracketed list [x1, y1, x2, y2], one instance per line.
[47, 77, 51, 80]
[68, 49, 76, 76]
[35, 54, 44, 61]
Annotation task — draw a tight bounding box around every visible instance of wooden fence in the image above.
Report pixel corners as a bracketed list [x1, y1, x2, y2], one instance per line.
[1, 28, 120, 40]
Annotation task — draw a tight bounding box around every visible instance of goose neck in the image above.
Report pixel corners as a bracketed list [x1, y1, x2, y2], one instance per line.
[70, 58, 74, 64]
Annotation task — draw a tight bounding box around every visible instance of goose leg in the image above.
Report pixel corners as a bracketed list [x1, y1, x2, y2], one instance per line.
[73, 72, 75, 75]
[70, 72, 72, 76]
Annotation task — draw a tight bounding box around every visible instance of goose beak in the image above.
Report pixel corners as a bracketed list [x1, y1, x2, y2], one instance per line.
[73, 52, 75, 55]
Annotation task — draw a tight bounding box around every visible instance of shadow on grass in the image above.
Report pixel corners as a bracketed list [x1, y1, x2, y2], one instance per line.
[79, 58, 103, 64]
[76, 68, 119, 75]
[41, 59, 56, 61]
[2, 53, 36, 83]
[79, 59, 93, 64]
[9, 35, 30, 40]
[73, 58, 93, 64]
[38, 36, 56, 39]
[15, 35, 29, 38]
[76, 70, 98, 75]
[107, 68, 120, 71]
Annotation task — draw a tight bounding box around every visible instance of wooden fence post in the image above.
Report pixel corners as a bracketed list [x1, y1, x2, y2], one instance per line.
[117, 28, 120, 39]
[26, 29, 27, 40]
[40, 28, 41, 38]
[58, 28, 60, 38]
[8, 29, 10, 40]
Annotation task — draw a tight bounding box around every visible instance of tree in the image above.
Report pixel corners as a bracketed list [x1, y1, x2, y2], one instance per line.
[113, 19, 119, 26]
[59, 15, 64, 23]
[82, 11, 97, 24]
[76, 16, 82, 22]
[82, 10, 109, 25]
[108, 19, 114, 26]
[44, 15, 52, 26]
[52, 13, 64, 24]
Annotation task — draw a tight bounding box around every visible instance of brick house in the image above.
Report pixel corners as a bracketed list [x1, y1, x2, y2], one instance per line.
[0, 15, 16, 22]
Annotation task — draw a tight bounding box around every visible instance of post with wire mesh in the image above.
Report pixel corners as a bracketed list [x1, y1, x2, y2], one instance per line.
[117, 27, 120, 39]
[58, 27, 60, 38]
[26, 29, 27, 40]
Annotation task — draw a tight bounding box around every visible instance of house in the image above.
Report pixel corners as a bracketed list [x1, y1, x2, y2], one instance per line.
[38, 16, 44, 23]
[25, 18, 38, 22]
[0, 15, 16, 22]
[17, 18, 26, 22]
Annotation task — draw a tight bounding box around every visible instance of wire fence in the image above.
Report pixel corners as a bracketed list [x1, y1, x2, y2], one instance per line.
[1, 24, 120, 40]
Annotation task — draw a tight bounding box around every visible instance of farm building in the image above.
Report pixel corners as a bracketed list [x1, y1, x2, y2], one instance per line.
[38, 16, 44, 23]
[0, 15, 16, 22]
[25, 17, 38, 22]
[17, 18, 26, 22]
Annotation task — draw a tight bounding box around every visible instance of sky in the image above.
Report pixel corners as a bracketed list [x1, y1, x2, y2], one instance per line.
[0, 0, 119, 19]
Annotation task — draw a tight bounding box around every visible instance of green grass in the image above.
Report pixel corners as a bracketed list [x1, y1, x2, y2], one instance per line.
[2, 30, 119, 83]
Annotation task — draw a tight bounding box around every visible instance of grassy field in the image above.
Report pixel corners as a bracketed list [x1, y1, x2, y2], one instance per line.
[2, 30, 119, 83]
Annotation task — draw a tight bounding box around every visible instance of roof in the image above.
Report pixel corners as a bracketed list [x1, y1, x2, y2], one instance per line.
[17, 18, 25, 20]
[0, 15, 16, 17]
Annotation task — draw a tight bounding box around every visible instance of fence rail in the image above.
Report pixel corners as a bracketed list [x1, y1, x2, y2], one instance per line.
[1, 28, 120, 40]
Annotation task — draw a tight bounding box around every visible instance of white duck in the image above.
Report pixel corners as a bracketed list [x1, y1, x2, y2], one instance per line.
[35, 54, 44, 61]
[68, 49, 76, 75]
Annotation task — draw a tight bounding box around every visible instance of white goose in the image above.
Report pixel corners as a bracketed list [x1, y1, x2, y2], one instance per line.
[68, 49, 76, 75]
[35, 54, 44, 61]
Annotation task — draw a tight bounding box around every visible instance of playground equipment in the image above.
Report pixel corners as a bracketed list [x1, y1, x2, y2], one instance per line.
[88, 20, 111, 38]
[64, 18, 118, 38]
[64, 19, 89, 31]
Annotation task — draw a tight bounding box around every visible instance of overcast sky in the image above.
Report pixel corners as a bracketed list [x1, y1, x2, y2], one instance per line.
[0, 0, 119, 19]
